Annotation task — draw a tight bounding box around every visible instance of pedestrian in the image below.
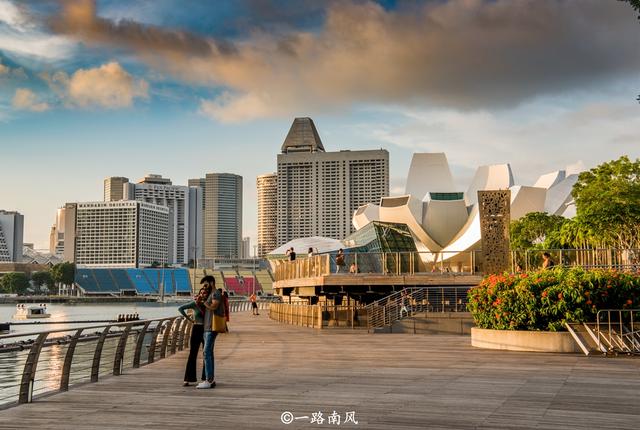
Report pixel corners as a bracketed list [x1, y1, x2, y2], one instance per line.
[289, 247, 297, 261]
[308, 247, 314, 258]
[542, 252, 555, 269]
[335, 249, 345, 273]
[349, 262, 358, 274]
[196, 275, 224, 389]
[249, 292, 259, 315]
[178, 280, 211, 386]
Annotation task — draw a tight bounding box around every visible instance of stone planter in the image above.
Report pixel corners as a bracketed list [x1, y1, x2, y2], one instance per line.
[471, 327, 581, 353]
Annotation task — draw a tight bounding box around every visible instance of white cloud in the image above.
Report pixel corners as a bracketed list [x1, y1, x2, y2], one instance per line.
[12, 88, 49, 112]
[0, 0, 74, 61]
[44, 62, 149, 109]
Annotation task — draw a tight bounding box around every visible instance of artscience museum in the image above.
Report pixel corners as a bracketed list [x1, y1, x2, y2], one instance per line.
[350, 153, 577, 264]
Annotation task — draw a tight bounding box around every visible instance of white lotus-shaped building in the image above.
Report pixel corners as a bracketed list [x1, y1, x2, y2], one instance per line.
[352, 153, 577, 261]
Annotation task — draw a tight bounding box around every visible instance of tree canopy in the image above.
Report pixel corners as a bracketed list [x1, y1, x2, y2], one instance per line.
[51, 262, 76, 286]
[511, 156, 640, 250]
[0, 272, 31, 295]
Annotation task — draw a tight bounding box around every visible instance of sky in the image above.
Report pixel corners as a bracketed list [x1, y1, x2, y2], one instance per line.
[0, 0, 639, 251]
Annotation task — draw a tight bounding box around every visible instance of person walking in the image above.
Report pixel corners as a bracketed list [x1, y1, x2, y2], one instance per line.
[249, 292, 259, 315]
[289, 247, 297, 261]
[178, 281, 211, 386]
[197, 276, 224, 389]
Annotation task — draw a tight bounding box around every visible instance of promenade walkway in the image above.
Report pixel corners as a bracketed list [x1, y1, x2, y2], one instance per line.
[1, 313, 639, 429]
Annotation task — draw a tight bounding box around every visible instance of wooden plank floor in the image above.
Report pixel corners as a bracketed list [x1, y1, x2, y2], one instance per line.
[1, 313, 640, 429]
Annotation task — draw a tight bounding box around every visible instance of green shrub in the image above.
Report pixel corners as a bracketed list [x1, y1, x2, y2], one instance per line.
[467, 268, 640, 331]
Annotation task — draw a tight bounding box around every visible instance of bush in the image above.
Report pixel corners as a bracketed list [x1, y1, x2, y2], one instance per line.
[467, 268, 640, 331]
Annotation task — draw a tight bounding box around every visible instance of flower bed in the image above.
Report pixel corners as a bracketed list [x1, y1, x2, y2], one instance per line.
[467, 268, 640, 332]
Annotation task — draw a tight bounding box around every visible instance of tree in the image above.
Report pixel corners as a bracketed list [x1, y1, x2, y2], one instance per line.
[51, 262, 76, 286]
[510, 212, 568, 249]
[31, 271, 54, 294]
[572, 156, 640, 249]
[0, 272, 31, 295]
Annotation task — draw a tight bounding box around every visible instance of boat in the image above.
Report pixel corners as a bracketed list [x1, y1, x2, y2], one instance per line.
[13, 304, 51, 319]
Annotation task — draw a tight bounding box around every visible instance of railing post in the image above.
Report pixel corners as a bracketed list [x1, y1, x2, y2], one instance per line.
[133, 321, 152, 368]
[60, 328, 84, 391]
[177, 318, 188, 351]
[148, 319, 167, 364]
[160, 317, 177, 359]
[90, 326, 111, 383]
[113, 325, 132, 376]
[171, 318, 182, 355]
[18, 333, 48, 404]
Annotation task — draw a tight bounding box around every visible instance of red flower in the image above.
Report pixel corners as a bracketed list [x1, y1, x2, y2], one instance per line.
[586, 300, 592, 305]
[541, 291, 548, 298]
[627, 299, 633, 305]
[558, 293, 563, 300]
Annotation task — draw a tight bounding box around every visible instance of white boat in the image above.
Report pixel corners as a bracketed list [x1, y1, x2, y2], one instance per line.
[13, 304, 51, 319]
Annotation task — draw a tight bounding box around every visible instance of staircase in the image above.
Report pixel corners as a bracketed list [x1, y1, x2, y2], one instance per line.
[566, 309, 640, 356]
[365, 286, 471, 333]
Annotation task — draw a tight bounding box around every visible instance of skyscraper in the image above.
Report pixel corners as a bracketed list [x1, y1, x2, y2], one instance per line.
[276, 117, 389, 245]
[49, 207, 66, 257]
[0, 210, 24, 262]
[257, 173, 277, 257]
[104, 177, 129, 201]
[123, 174, 202, 265]
[70, 201, 169, 268]
[190, 173, 243, 259]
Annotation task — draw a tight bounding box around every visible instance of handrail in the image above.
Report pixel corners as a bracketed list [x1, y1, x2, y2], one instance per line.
[0, 316, 186, 407]
[274, 251, 483, 281]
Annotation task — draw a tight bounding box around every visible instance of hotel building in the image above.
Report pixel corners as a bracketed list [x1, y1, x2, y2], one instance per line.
[276, 117, 389, 246]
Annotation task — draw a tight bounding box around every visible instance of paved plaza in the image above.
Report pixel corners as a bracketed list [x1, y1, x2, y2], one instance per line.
[1, 313, 639, 429]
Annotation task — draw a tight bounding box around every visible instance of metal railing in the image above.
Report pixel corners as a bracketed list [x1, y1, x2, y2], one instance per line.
[274, 251, 483, 281]
[0, 317, 189, 407]
[366, 286, 472, 332]
[512, 248, 640, 272]
[228, 300, 275, 313]
[595, 309, 640, 355]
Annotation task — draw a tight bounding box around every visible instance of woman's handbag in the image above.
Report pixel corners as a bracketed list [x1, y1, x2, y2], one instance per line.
[212, 313, 227, 333]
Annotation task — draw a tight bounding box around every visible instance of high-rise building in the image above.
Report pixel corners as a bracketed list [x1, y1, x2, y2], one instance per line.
[190, 173, 242, 259]
[68, 201, 169, 268]
[123, 174, 202, 265]
[276, 117, 389, 245]
[104, 177, 129, 201]
[0, 210, 24, 262]
[241, 236, 251, 259]
[49, 207, 66, 257]
[257, 173, 277, 257]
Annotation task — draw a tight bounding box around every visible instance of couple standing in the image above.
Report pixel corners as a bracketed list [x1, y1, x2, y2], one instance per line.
[178, 275, 227, 389]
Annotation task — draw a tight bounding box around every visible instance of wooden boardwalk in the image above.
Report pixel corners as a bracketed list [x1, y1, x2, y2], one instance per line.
[1, 313, 640, 429]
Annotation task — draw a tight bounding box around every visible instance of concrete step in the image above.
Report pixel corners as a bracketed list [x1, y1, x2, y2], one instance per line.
[373, 312, 473, 335]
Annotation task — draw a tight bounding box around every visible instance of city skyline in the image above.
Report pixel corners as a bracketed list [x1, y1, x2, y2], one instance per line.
[1, 0, 639, 249]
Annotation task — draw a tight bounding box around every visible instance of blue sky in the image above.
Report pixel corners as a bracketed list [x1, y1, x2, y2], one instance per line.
[0, 0, 639, 250]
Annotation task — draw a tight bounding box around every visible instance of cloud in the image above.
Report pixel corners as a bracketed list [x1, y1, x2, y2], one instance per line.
[0, 0, 73, 61]
[12, 88, 49, 112]
[366, 100, 640, 185]
[199, 91, 278, 123]
[43, 62, 149, 109]
[46, 0, 639, 121]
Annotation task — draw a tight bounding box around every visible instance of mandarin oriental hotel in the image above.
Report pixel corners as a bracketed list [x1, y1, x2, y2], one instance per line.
[73, 201, 169, 268]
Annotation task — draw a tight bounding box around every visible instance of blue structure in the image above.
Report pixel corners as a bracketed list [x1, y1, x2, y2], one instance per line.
[75, 268, 192, 296]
